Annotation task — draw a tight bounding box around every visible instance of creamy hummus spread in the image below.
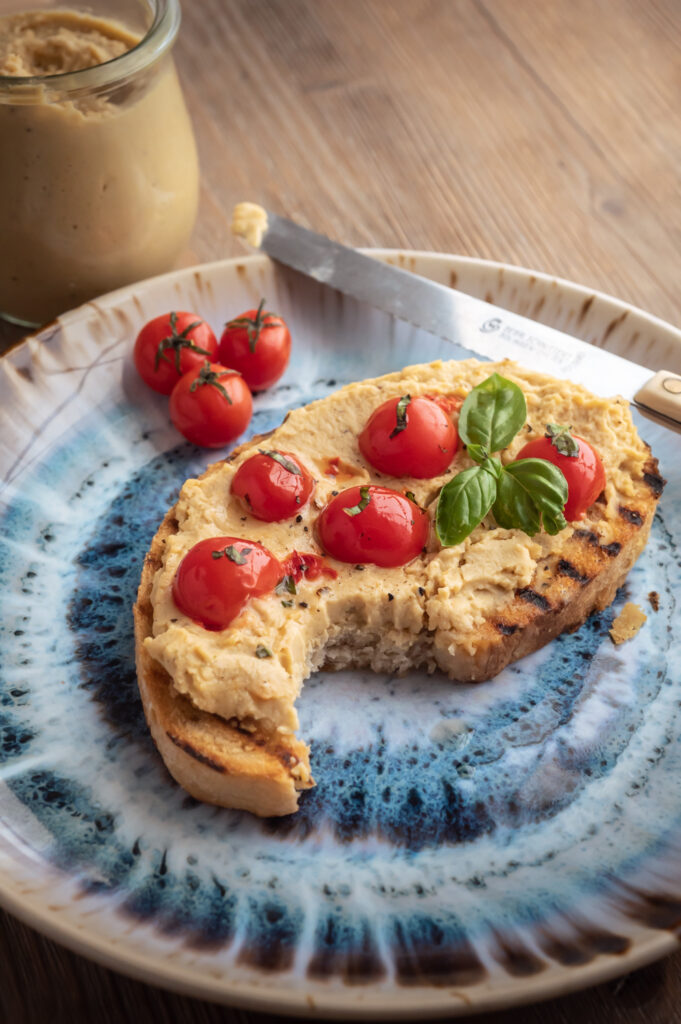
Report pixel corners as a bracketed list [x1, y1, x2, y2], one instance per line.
[0, 10, 198, 323]
[145, 359, 652, 736]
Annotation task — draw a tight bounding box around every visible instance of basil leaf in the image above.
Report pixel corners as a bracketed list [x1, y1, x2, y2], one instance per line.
[465, 442, 488, 465]
[344, 486, 371, 517]
[492, 469, 541, 536]
[436, 465, 498, 547]
[541, 504, 569, 536]
[458, 373, 527, 453]
[494, 459, 568, 536]
[481, 455, 503, 482]
[258, 449, 302, 475]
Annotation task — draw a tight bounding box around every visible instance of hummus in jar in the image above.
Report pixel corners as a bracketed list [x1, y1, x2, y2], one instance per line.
[0, 9, 199, 324]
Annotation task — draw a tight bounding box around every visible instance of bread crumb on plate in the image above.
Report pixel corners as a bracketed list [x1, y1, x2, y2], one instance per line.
[610, 602, 647, 645]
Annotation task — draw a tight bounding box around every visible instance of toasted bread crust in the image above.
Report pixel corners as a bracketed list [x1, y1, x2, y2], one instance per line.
[134, 453, 314, 817]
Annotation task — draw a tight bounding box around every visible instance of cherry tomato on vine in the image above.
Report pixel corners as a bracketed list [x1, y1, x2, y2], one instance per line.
[133, 311, 218, 394]
[169, 361, 253, 448]
[358, 394, 459, 478]
[514, 425, 606, 521]
[172, 536, 281, 630]
[232, 450, 315, 521]
[218, 298, 291, 391]
[318, 485, 429, 568]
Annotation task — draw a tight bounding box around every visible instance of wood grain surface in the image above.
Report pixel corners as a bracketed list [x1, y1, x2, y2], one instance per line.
[3, 1, 681, 1021]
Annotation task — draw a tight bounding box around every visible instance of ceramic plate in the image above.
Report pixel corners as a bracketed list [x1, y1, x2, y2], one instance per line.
[1, 252, 680, 1019]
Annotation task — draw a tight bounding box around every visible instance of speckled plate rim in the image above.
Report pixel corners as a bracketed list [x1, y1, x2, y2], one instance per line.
[1, 249, 680, 1020]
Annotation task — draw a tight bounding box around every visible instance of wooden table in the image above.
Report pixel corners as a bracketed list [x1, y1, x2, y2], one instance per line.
[3, 1, 681, 1020]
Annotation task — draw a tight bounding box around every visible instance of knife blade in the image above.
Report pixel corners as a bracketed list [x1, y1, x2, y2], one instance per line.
[233, 206, 681, 429]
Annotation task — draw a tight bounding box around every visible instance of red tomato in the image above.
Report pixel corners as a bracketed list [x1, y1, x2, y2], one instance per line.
[317, 485, 429, 568]
[231, 450, 314, 521]
[172, 537, 281, 630]
[133, 311, 218, 394]
[281, 551, 338, 583]
[169, 361, 253, 448]
[358, 395, 459, 478]
[515, 428, 606, 521]
[218, 299, 291, 391]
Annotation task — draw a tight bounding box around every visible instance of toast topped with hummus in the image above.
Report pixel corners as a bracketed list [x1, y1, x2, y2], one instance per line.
[134, 358, 664, 816]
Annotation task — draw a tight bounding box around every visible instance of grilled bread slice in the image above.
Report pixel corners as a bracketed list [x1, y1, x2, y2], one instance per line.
[134, 359, 664, 816]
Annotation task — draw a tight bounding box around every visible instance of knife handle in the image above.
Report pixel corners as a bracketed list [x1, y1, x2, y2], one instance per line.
[634, 370, 681, 426]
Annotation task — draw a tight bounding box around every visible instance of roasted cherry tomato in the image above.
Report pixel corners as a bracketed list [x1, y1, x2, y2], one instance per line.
[281, 550, 338, 583]
[172, 536, 281, 631]
[514, 425, 606, 521]
[358, 394, 459, 478]
[169, 361, 253, 448]
[232, 449, 314, 521]
[318, 485, 429, 568]
[218, 298, 291, 391]
[133, 311, 218, 394]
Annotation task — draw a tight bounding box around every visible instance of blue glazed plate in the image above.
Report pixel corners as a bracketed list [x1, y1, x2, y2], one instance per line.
[1, 252, 680, 1019]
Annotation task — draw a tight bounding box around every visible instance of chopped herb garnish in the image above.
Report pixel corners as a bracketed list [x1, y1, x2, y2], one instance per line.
[275, 574, 297, 595]
[545, 423, 580, 457]
[212, 544, 251, 564]
[281, 599, 294, 608]
[389, 394, 411, 439]
[258, 449, 302, 475]
[255, 645, 272, 658]
[343, 486, 371, 517]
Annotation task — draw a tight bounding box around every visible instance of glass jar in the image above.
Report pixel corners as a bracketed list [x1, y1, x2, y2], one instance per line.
[0, 0, 199, 326]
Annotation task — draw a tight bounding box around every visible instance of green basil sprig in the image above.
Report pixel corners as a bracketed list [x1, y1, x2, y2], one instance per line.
[436, 373, 568, 546]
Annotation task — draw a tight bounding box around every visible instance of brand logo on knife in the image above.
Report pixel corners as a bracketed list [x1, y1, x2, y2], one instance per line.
[662, 376, 681, 395]
[480, 317, 502, 333]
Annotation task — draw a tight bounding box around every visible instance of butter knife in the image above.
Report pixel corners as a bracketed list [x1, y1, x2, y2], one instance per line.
[232, 205, 681, 429]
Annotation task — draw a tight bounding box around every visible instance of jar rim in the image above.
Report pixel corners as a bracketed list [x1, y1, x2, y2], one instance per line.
[0, 0, 181, 91]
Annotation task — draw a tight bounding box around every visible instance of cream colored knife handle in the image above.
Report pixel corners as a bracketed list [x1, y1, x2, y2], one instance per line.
[634, 371, 681, 425]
